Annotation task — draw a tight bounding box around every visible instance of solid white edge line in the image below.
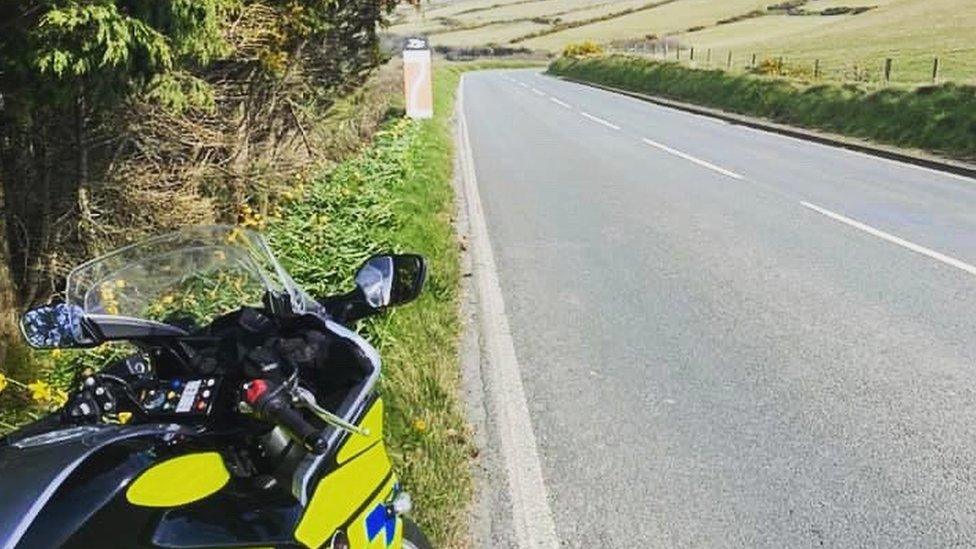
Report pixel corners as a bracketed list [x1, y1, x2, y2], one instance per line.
[642, 137, 743, 180]
[580, 111, 620, 130]
[549, 97, 571, 108]
[457, 75, 561, 549]
[801, 201, 976, 276]
[531, 87, 546, 96]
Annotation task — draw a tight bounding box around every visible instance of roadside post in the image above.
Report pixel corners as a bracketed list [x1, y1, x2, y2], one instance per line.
[403, 36, 433, 119]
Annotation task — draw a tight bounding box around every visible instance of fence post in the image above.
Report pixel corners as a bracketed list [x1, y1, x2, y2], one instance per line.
[727, 51, 733, 69]
[690, 47, 695, 61]
[932, 57, 940, 83]
[883, 58, 892, 83]
[751, 53, 757, 69]
[778, 56, 784, 75]
[676, 46, 680, 60]
[814, 58, 820, 78]
[706, 48, 711, 65]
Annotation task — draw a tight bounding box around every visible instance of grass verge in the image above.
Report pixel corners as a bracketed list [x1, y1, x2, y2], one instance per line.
[272, 60, 542, 546]
[549, 55, 976, 160]
[266, 69, 470, 547]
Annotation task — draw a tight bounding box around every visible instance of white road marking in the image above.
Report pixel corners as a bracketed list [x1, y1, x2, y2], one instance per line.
[457, 76, 560, 549]
[549, 97, 571, 108]
[531, 87, 546, 96]
[801, 201, 976, 276]
[580, 111, 620, 130]
[518, 81, 529, 88]
[642, 137, 744, 180]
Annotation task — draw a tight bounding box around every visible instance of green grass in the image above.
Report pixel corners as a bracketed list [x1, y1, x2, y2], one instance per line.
[265, 68, 472, 547]
[521, 0, 766, 48]
[272, 60, 541, 547]
[549, 54, 976, 159]
[680, 0, 976, 84]
[391, 0, 976, 84]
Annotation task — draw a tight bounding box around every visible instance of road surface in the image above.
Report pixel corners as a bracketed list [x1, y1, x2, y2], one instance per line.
[460, 69, 976, 547]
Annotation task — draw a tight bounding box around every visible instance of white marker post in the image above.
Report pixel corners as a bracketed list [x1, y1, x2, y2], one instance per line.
[403, 37, 433, 119]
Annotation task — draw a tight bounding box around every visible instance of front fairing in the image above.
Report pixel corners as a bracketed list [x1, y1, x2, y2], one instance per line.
[0, 424, 193, 549]
[0, 398, 402, 549]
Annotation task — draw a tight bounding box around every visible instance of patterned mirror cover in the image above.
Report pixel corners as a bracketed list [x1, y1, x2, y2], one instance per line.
[21, 304, 86, 349]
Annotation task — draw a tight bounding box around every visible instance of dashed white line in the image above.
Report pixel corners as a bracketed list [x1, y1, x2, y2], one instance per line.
[641, 137, 743, 180]
[549, 97, 571, 108]
[801, 201, 976, 276]
[518, 81, 529, 88]
[531, 87, 546, 97]
[580, 111, 620, 130]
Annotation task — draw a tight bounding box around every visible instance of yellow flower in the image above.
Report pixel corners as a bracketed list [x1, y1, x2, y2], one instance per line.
[50, 349, 63, 359]
[0, 373, 7, 394]
[51, 388, 68, 408]
[160, 295, 175, 305]
[27, 380, 53, 403]
[115, 279, 126, 288]
[412, 418, 427, 433]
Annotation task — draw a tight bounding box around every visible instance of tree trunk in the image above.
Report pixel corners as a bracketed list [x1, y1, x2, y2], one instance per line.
[0, 177, 20, 367]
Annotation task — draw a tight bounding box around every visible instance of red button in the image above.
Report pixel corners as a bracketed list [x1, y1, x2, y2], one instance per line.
[196, 401, 207, 411]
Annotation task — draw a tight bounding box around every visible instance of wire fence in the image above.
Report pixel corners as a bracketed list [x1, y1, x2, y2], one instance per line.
[609, 43, 969, 86]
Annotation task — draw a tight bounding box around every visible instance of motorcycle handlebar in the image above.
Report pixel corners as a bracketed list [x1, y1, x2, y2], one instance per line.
[244, 379, 328, 454]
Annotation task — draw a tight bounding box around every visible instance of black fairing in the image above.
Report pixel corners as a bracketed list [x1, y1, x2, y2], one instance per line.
[0, 425, 305, 549]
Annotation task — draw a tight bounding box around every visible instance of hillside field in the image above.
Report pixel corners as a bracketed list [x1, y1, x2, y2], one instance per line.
[389, 0, 976, 84]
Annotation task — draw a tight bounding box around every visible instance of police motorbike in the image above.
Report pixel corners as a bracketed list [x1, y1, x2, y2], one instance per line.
[0, 225, 433, 549]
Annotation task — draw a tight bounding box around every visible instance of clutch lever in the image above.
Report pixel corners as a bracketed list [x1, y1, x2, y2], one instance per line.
[293, 386, 371, 437]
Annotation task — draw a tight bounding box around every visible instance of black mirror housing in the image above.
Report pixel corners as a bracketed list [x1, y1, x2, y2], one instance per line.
[354, 254, 427, 310]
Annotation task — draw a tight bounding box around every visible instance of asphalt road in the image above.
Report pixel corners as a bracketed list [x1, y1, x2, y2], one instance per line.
[461, 68, 976, 548]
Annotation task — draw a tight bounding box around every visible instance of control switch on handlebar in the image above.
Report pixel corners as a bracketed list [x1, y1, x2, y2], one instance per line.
[243, 379, 328, 454]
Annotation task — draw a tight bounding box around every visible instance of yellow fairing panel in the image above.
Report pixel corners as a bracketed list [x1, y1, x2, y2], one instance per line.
[295, 399, 395, 548]
[346, 476, 403, 549]
[337, 398, 385, 464]
[126, 452, 229, 507]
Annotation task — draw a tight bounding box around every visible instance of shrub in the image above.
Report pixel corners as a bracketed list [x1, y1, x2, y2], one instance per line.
[547, 55, 976, 159]
[562, 40, 604, 58]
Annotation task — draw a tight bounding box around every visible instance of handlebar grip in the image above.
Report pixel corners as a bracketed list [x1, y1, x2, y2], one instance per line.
[244, 380, 328, 454]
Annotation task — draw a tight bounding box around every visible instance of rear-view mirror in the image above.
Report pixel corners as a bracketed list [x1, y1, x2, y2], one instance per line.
[20, 303, 88, 349]
[354, 254, 427, 310]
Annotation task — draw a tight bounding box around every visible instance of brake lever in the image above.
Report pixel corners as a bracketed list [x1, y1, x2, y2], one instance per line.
[293, 387, 370, 437]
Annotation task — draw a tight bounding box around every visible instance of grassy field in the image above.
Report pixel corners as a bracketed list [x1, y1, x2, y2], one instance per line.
[391, 0, 648, 43]
[428, 20, 549, 46]
[521, 0, 767, 48]
[549, 55, 976, 159]
[680, 0, 976, 83]
[389, 0, 976, 84]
